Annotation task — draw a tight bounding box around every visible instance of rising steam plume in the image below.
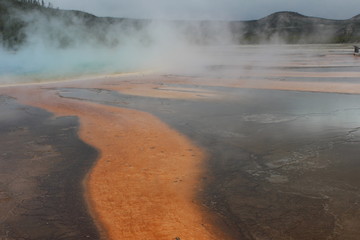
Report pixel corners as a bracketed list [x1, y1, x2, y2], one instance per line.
[0, 0, 359, 83]
[0, 0, 236, 82]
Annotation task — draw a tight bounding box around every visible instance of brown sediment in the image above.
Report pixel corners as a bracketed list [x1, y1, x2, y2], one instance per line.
[57, 78, 219, 100]
[39, 73, 360, 103]
[0, 85, 233, 240]
[231, 79, 360, 94]
[265, 71, 360, 78]
[140, 75, 360, 95]
[232, 71, 360, 79]
[102, 83, 218, 99]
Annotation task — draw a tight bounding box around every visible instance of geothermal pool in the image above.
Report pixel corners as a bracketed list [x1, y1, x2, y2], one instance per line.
[1, 44, 360, 239]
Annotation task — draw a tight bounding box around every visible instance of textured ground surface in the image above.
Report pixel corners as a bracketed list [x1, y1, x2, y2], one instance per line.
[0, 95, 99, 240]
[1, 45, 360, 239]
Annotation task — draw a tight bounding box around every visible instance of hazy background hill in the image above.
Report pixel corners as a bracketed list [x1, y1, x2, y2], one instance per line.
[0, 0, 152, 50]
[1, 0, 360, 51]
[234, 11, 360, 43]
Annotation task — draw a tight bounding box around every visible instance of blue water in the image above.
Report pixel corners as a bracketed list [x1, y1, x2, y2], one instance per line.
[0, 43, 152, 84]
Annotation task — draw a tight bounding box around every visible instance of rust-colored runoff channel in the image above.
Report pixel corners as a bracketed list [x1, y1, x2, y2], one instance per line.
[1, 85, 234, 240]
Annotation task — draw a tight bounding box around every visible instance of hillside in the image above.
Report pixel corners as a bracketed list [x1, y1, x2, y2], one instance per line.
[1, 0, 360, 50]
[232, 11, 360, 43]
[0, 0, 150, 50]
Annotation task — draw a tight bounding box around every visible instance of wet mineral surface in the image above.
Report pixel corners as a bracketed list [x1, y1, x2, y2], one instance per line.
[1, 45, 360, 239]
[0, 95, 100, 240]
[57, 81, 360, 239]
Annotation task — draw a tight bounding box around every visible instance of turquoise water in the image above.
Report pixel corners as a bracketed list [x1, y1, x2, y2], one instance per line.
[1, 44, 356, 85]
[0, 43, 152, 84]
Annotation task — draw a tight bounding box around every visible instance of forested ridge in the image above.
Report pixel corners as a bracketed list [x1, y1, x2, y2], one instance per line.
[1, 0, 360, 51]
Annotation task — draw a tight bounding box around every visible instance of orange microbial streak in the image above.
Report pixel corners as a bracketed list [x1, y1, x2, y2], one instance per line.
[1, 85, 233, 240]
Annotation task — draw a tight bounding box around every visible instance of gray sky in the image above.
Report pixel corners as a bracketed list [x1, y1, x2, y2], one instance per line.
[50, 0, 360, 20]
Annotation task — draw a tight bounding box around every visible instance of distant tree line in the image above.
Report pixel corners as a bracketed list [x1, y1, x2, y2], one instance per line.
[0, 0, 57, 50]
[15, 0, 53, 8]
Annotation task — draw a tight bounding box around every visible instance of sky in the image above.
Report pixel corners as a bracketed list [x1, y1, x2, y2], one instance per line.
[50, 0, 360, 21]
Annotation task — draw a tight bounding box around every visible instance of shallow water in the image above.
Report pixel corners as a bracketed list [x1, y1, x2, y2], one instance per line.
[54, 44, 360, 239]
[1, 44, 357, 84]
[1, 44, 360, 239]
[56, 82, 360, 239]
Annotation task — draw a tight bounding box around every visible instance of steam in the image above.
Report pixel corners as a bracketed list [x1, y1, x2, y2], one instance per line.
[0, 4, 237, 84]
[0, 3, 355, 86]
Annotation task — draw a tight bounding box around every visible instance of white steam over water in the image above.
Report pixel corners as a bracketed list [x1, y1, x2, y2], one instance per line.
[0, 41, 152, 80]
[0, 5, 357, 86]
[0, 24, 184, 83]
[0, 9, 215, 84]
[1, 41, 356, 85]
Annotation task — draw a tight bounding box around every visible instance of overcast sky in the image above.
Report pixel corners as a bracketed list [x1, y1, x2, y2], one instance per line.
[50, 0, 360, 21]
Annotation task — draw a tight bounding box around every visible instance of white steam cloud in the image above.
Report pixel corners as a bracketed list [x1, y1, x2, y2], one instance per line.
[0, 5, 237, 84]
[0, 3, 354, 86]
